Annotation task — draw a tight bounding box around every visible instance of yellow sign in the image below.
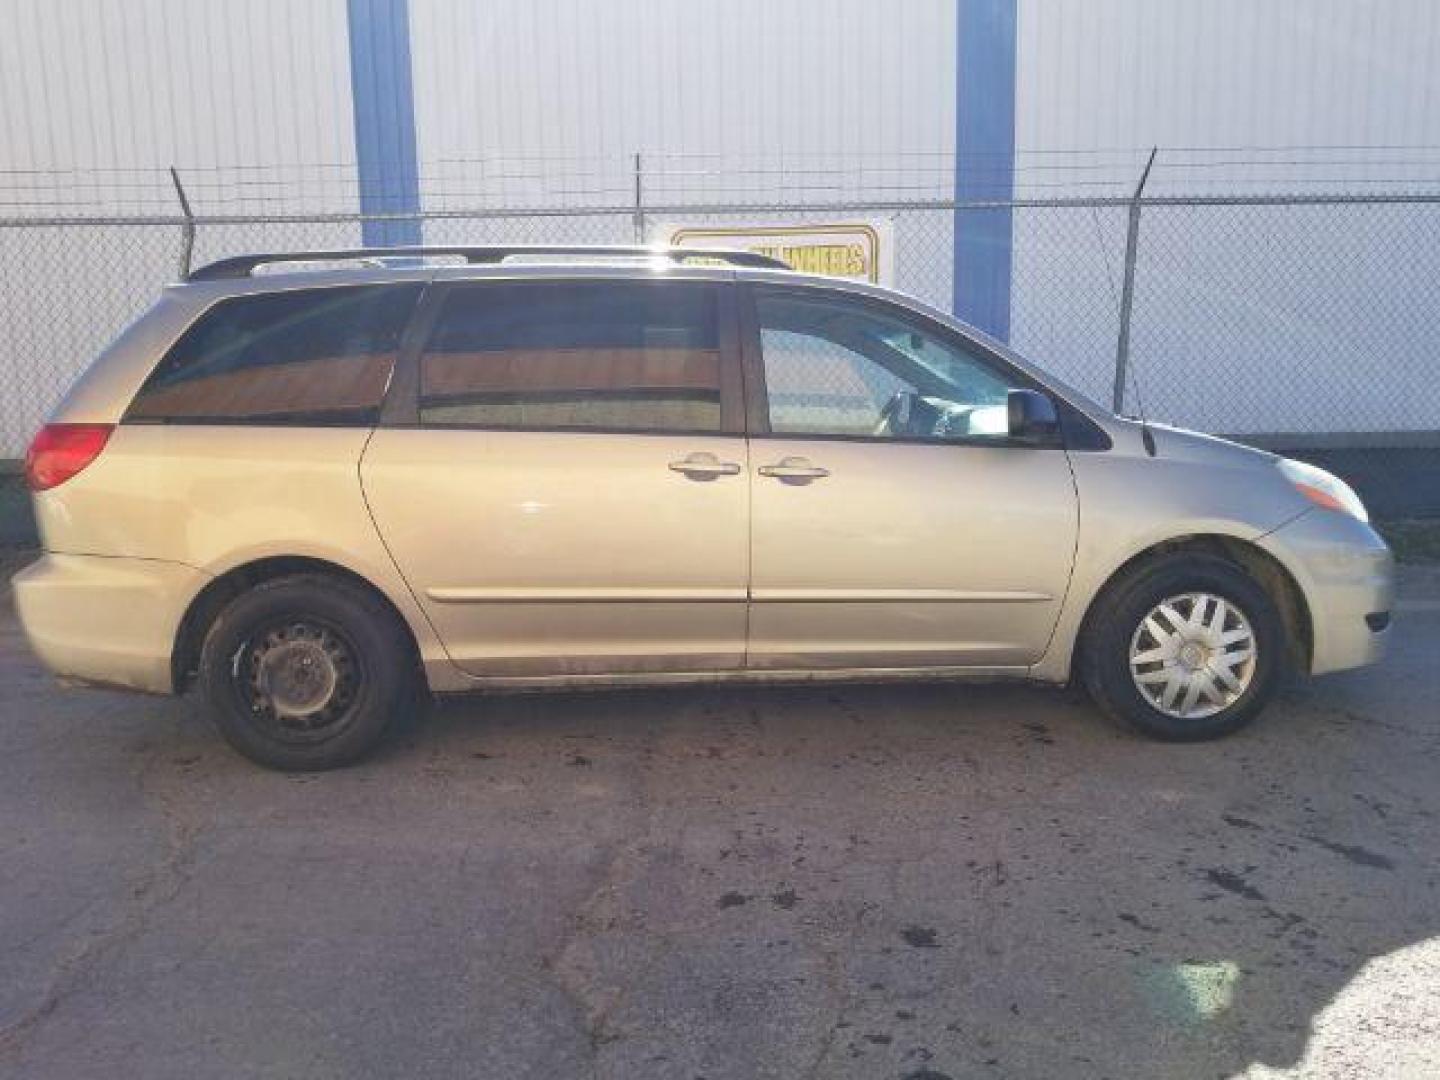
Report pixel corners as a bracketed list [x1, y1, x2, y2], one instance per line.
[656, 221, 894, 285]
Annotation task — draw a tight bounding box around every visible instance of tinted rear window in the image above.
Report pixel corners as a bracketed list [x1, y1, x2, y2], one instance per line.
[126, 285, 422, 424]
[418, 281, 723, 432]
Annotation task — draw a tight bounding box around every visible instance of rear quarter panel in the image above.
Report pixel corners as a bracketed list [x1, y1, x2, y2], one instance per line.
[46, 293, 203, 424]
[32, 425, 458, 686]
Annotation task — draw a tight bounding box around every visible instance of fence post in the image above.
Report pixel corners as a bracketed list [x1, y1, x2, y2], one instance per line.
[632, 152, 645, 244]
[169, 166, 196, 278]
[1111, 147, 1157, 414]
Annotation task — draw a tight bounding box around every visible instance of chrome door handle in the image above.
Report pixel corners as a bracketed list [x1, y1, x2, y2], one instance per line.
[669, 452, 742, 480]
[758, 456, 830, 482]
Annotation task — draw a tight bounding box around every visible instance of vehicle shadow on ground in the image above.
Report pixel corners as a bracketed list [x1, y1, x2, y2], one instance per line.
[362, 632, 1438, 1079]
[3, 609, 1436, 1079]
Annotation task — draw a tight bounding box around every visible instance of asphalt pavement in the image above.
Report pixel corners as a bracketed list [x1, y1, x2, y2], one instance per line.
[1, 566, 1437, 1079]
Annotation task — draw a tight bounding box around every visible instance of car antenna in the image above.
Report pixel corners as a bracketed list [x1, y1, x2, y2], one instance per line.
[1113, 147, 1159, 457]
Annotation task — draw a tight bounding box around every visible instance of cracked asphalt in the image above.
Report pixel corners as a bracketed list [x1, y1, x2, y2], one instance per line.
[1, 566, 1438, 1079]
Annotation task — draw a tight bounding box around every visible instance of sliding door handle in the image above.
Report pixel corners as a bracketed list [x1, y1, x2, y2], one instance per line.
[758, 456, 830, 482]
[669, 452, 742, 480]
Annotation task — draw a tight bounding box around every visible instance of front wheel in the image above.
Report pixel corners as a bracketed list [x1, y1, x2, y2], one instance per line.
[1080, 555, 1286, 741]
[199, 574, 415, 770]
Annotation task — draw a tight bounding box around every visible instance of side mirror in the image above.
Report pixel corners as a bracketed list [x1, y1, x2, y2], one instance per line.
[1007, 389, 1061, 444]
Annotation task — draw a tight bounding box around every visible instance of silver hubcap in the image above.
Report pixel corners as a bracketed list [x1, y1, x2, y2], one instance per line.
[1128, 592, 1257, 719]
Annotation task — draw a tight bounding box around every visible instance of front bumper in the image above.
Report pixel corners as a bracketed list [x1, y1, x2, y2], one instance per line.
[1259, 509, 1394, 676]
[11, 553, 209, 694]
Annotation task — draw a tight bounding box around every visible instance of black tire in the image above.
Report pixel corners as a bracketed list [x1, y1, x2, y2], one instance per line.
[199, 573, 415, 770]
[1080, 554, 1286, 741]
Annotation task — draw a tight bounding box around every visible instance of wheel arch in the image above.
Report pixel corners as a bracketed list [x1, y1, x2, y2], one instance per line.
[171, 555, 425, 694]
[1070, 534, 1313, 681]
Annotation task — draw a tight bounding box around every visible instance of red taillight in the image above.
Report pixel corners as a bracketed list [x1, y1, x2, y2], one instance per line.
[24, 423, 114, 492]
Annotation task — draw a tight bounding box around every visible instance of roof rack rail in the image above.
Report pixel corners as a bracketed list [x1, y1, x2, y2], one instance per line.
[186, 244, 791, 282]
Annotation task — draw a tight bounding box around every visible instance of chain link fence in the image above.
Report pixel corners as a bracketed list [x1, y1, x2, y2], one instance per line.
[2, 188, 1437, 517]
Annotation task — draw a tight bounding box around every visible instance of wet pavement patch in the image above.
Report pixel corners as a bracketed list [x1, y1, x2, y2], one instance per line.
[1304, 835, 1395, 870]
[1022, 720, 1055, 744]
[901, 926, 940, 948]
[1204, 868, 1267, 902]
[1222, 814, 1264, 830]
[1118, 912, 1160, 932]
[1263, 908, 1306, 938]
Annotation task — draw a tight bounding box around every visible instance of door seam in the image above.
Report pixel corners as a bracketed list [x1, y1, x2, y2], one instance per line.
[355, 426, 460, 666]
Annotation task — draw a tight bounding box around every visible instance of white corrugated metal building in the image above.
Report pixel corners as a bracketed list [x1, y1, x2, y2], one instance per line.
[2, 0, 1439, 453]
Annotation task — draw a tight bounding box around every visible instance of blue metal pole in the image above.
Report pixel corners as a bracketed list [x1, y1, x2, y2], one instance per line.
[346, 0, 422, 247]
[953, 0, 1017, 340]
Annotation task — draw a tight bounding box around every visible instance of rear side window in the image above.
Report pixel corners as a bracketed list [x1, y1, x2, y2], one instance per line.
[127, 285, 422, 424]
[418, 281, 723, 433]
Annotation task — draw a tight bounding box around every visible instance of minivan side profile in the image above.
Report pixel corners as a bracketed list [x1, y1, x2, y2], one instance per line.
[13, 246, 1393, 770]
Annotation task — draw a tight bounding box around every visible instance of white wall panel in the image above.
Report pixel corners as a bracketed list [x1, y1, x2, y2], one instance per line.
[0, 0, 360, 215]
[1015, 0, 1440, 193]
[407, 0, 957, 206]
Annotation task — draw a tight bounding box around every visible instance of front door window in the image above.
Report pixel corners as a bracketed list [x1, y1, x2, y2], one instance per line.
[756, 291, 1017, 441]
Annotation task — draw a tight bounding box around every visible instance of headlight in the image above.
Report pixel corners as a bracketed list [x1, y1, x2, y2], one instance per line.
[1278, 458, 1369, 522]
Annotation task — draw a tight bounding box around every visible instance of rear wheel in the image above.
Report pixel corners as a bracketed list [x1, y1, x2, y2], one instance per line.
[1081, 555, 1286, 741]
[199, 574, 414, 770]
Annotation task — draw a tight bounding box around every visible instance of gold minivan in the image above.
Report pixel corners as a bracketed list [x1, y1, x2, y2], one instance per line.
[13, 246, 1393, 769]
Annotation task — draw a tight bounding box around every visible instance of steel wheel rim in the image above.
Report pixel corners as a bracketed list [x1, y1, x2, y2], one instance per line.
[1128, 592, 1257, 720]
[233, 618, 364, 744]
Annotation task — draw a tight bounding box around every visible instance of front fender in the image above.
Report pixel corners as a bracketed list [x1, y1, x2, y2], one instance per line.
[1031, 448, 1309, 683]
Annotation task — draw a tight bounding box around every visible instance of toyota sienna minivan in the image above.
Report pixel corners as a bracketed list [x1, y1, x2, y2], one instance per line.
[12, 245, 1393, 770]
